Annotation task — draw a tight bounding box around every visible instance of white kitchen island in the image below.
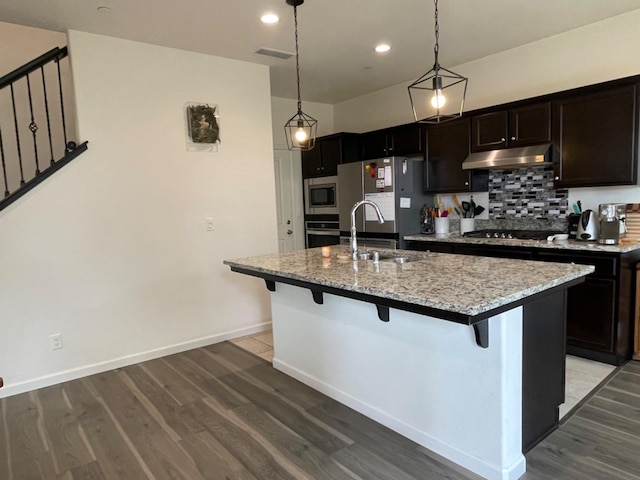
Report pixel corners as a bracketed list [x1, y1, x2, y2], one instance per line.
[224, 246, 594, 480]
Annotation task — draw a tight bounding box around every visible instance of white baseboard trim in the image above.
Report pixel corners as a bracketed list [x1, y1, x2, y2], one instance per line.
[273, 357, 526, 480]
[0, 322, 271, 399]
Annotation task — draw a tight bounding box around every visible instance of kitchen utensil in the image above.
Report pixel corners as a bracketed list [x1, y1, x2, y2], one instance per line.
[473, 205, 485, 217]
[461, 201, 471, 218]
[577, 209, 598, 241]
[470, 196, 476, 218]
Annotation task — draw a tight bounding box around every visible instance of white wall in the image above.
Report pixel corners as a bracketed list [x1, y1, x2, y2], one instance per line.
[333, 9, 640, 206]
[0, 30, 278, 397]
[271, 96, 334, 148]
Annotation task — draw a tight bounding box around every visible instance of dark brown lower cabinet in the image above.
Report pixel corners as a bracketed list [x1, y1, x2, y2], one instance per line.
[406, 240, 640, 365]
[565, 278, 616, 352]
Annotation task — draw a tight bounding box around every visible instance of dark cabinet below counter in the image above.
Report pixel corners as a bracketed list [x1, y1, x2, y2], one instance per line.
[406, 240, 640, 365]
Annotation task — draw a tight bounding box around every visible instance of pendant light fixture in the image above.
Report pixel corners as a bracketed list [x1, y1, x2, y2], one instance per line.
[408, 0, 468, 124]
[284, 0, 317, 151]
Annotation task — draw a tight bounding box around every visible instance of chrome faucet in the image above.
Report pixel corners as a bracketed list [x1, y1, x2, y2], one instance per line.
[350, 200, 385, 260]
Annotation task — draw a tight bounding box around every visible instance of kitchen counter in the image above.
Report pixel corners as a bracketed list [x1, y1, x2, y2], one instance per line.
[224, 246, 593, 480]
[224, 245, 593, 318]
[404, 232, 640, 253]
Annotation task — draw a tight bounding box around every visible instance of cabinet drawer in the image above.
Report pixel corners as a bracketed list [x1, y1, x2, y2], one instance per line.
[536, 252, 617, 277]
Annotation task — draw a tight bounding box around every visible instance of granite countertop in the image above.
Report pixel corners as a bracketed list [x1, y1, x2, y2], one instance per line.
[404, 233, 640, 253]
[224, 245, 594, 318]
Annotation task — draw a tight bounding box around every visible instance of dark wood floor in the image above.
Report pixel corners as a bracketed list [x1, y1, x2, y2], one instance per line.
[1, 342, 639, 480]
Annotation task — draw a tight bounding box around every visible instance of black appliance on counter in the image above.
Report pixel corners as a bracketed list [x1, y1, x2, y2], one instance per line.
[305, 220, 340, 248]
[463, 229, 565, 240]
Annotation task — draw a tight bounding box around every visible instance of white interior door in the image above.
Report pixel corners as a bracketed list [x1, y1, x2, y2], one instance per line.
[274, 148, 305, 253]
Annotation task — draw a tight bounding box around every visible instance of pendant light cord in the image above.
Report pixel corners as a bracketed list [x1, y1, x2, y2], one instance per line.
[433, 0, 440, 69]
[294, 5, 302, 114]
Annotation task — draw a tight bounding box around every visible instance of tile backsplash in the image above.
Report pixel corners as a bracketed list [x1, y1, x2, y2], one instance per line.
[488, 167, 569, 219]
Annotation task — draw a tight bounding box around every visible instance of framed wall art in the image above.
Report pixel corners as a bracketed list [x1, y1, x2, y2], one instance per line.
[185, 102, 221, 152]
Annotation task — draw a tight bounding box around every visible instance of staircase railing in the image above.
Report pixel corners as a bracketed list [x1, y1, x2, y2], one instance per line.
[0, 46, 88, 212]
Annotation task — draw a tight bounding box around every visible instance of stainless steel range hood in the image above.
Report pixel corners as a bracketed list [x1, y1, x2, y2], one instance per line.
[462, 144, 553, 170]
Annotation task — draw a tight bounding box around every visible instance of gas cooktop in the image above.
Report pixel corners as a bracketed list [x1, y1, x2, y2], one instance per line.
[463, 229, 565, 240]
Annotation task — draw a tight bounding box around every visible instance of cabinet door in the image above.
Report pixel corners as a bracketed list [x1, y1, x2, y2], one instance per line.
[360, 131, 388, 160]
[508, 103, 551, 147]
[301, 145, 323, 178]
[566, 277, 617, 352]
[425, 118, 473, 192]
[389, 124, 423, 156]
[319, 137, 341, 176]
[554, 84, 637, 187]
[471, 111, 508, 152]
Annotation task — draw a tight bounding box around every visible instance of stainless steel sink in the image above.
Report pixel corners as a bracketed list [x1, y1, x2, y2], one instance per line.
[379, 256, 411, 264]
[354, 251, 417, 263]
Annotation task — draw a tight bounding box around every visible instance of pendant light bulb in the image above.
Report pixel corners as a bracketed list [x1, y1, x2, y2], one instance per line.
[295, 127, 308, 142]
[430, 89, 446, 108]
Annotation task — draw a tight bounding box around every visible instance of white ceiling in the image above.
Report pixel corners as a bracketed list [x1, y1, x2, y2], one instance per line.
[3, 0, 640, 104]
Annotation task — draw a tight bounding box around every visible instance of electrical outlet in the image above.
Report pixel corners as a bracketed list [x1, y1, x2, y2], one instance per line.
[205, 217, 214, 231]
[50, 333, 63, 350]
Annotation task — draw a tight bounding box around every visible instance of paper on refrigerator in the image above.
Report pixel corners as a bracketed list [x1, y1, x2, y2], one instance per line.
[364, 192, 395, 221]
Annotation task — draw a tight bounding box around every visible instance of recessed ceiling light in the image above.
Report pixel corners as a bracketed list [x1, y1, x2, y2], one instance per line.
[97, 6, 112, 14]
[261, 13, 279, 24]
[375, 44, 391, 53]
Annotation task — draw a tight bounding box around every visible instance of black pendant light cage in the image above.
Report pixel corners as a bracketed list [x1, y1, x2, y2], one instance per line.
[408, 0, 468, 124]
[284, 0, 318, 150]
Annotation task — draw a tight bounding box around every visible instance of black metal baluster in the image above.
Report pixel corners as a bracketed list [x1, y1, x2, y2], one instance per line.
[55, 57, 68, 149]
[26, 74, 41, 175]
[10, 83, 26, 186]
[40, 66, 54, 165]
[0, 126, 9, 197]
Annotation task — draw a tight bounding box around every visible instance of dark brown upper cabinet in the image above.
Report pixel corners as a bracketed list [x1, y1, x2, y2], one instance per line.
[302, 133, 360, 178]
[553, 84, 638, 187]
[471, 102, 551, 152]
[424, 118, 488, 193]
[360, 124, 423, 160]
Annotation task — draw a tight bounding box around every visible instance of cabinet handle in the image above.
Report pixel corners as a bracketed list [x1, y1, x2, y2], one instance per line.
[554, 176, 560, 181]
[465, 181, 469, 186]
[511, 136, 516, 141]
[501, 137, 506, 142]
[287, 230, 293, 235]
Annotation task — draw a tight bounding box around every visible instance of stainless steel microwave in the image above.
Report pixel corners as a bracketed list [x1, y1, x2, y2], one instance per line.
[304, 176, 338, 215]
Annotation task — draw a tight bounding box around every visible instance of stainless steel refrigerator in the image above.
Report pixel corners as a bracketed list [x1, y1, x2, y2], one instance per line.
[338, 157, 430, 249]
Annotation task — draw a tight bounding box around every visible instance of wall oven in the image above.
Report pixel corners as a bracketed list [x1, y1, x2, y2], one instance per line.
[306, 220, 340, 248]
[304, 176, 338, 215]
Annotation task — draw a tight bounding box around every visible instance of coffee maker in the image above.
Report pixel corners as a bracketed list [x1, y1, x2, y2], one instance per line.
[597, 204, 621, 244]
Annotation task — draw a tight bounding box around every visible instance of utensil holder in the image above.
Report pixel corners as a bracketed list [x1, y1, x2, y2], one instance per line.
[460, 218, 475, 234]
[435, 217, 450, 235]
